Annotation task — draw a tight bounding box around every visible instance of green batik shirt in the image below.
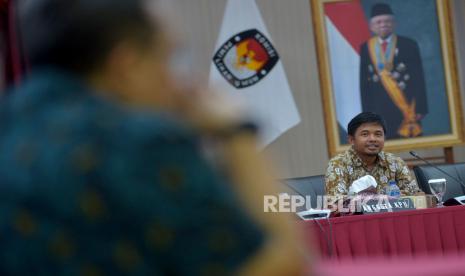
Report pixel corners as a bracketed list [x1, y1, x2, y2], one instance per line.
[325, 147, 420, 196]
[0, 68, 264, 275]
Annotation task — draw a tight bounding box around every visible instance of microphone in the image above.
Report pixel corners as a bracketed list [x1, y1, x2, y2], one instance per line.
[409, 151, 465, 190]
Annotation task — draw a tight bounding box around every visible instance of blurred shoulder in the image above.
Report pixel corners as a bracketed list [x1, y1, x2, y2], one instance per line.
[112, 108, 197, 147]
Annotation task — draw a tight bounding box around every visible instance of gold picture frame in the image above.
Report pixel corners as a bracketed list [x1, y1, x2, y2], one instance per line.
[311, 0, 463, 157]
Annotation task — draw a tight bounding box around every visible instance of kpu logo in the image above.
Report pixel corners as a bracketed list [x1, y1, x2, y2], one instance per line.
[212, 29, 279, 89]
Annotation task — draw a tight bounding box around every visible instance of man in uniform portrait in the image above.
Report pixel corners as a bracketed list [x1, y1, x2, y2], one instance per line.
[359, 3, 428, 139]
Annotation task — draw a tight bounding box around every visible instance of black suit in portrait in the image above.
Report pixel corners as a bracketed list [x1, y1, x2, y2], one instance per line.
[359, 35, 428, 139]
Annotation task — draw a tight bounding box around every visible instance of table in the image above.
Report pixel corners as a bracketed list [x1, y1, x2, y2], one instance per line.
[303, 205, 465, 259]
[314, 254, 465, 276]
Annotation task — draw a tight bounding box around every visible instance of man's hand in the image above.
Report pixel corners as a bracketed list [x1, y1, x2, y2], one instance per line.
[170, 87, 254, 137]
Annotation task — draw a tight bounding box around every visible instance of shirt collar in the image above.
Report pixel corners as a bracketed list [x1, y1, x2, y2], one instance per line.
[378, 35, 392, 44]
[348, 147, 388, 168]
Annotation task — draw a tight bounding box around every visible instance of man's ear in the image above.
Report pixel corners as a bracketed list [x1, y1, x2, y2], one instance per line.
[348, 135, 355, 145]
[103, 42, 141, 81]
[86, 41, 144, 103]
[368, 20, 375, 34]
[90, 41, 145, 99]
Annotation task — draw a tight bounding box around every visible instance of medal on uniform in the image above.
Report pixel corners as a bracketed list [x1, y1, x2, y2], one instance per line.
[396, 62, 406, 72]
[398, 81, 406, 90]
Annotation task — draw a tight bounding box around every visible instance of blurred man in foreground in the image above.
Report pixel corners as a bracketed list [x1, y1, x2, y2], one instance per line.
[0, 0, 306, 274]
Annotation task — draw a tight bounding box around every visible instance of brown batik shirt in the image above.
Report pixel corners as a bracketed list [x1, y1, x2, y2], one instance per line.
[325, 147, 420, 196]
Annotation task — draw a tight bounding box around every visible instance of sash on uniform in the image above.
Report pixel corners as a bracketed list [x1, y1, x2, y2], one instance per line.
[368, 35, 422, 137]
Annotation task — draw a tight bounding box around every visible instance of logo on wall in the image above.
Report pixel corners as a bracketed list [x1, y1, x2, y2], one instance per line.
[212, 29, 279, 89]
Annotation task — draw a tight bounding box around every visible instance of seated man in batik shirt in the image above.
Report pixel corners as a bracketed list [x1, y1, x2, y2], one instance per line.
[325, 112, 421, 197]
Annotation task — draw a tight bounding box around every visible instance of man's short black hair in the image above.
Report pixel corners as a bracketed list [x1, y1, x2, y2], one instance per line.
[347, 112, 387, 136]
[18, 0, 156, 75]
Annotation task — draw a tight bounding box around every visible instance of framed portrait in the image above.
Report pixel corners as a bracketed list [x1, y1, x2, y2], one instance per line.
[311, 0, 463, 157]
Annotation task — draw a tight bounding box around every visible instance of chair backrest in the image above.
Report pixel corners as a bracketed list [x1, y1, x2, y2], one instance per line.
[282, 174, 325, 210]
[413, 163, 465, 200]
